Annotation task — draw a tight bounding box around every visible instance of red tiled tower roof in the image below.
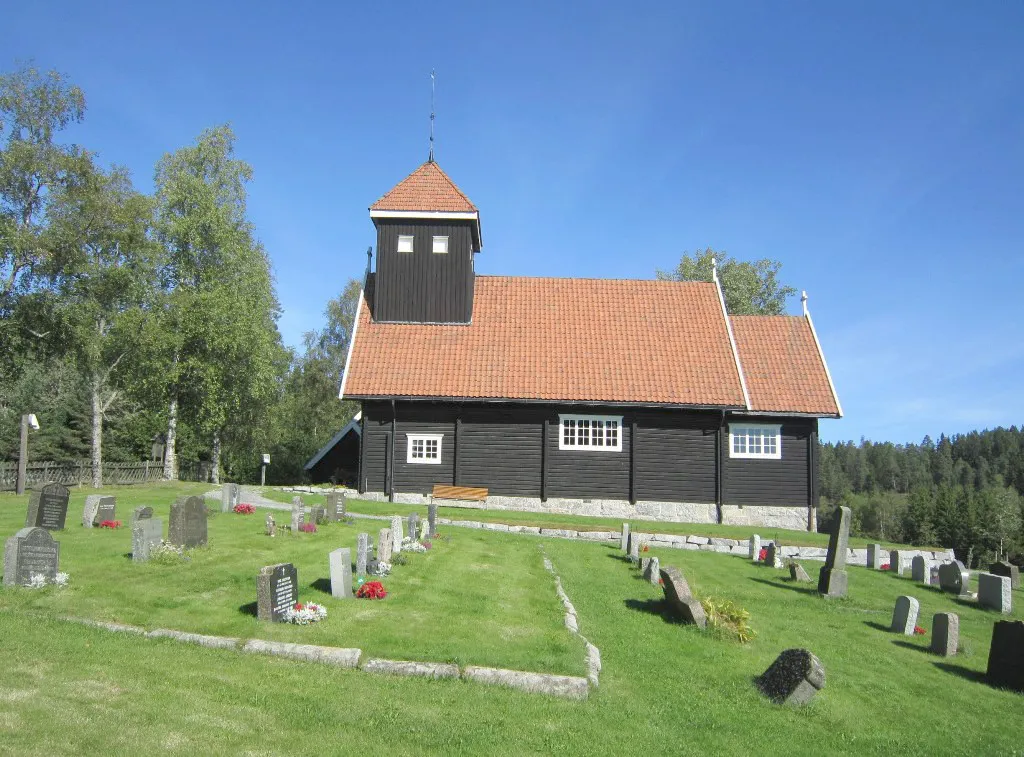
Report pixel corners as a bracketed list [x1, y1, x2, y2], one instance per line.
[369, 161, 478, 213]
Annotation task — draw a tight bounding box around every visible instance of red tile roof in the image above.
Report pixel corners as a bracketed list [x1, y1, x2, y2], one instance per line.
[369, 161, 478, 213]
[731, 315, 840, 416]
[344, 276, 747, 407]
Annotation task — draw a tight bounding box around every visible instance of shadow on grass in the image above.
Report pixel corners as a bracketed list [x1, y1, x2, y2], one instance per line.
[238, 601, 258, 617]
[624, 598, 680, 625]
[950, 596, 982, 610]
[749, 576, 818, 596]
[892, 639, 932, 654]
[309, 578, 332, 596]
[864, 620, 892, 632]
[933, 662, 987, 684]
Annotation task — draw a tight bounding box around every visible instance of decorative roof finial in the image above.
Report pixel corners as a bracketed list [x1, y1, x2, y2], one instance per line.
[428, 69, 436, 163]
[801, 290, 808, 316]
[710, 253, 719, 284]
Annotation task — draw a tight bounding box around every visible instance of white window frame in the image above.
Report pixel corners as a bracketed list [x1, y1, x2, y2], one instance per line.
[432, 235, 449, 254]
[406, 433, 443, 464]
[729, 424, 782, 460]
[558, 414, 623, 452]
[397, 235, 414, 253]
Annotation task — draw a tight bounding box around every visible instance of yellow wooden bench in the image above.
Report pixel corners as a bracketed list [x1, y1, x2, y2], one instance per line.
[431, 484, 488, 503]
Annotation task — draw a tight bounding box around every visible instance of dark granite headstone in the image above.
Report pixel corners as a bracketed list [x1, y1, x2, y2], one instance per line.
[818, 506, 850, 598]
[911, 555, 929, 584]
[755, 649, 826, 705]
[3, 527, 60, 586]
[310, 505, 327, 525]
[986, 620, 1024, 692]
[256, 563, 298, 622]
[93, 497, 116, 526]
[24, 483, 70, 531]
[130, 506, 154, 528]
[989, 561, 1020, 590]
[659, 566, 706, 628]
[326, 492, 346, 521]
[168, 496, 207, 548]
[790, 562, 812, 582]
[132, 518, 163, 562]
[938, 560, 970, 596]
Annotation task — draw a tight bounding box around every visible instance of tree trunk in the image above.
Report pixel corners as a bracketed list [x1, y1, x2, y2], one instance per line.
[163, 396, 178, 480]
[211, 429, 221, 485]
[91, 375, 103, 489]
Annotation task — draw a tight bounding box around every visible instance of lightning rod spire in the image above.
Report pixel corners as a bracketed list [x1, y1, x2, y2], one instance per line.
[429, 70, 436, 162]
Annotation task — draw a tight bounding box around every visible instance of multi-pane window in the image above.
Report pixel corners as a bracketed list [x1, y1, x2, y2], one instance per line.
[407, 434, 442, 464]
[729, 425, 781, 459]
[558, 415, 623, 452]
[432, 235, 449, 254]
[397, 235, 414, 253]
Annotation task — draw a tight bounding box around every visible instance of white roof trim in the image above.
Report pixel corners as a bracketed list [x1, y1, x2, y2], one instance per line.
[803, 301, 844, 418]
[713, 269, 752, 411]
[304, 412, 362, 471]
[369, 210, 478, 220]
[338, 288, 365, 400]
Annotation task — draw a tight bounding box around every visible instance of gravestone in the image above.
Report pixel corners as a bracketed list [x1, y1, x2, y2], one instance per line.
[640, 557, 651, 575]
[911, 556, 929, 584]
[407, 513, 419, 542]
[931, 612, 959, 657]
[326, 492, 346, 521]
[130, 506, 153, 528]
[889, 550, 909, 576]
[628, 531, 641, 563]
[647, 556, 660, 586]
[620, 523, 630, 552]
[790, 562, 812, 583]
[265, 514, 276, 537]
[356, 533, 369, 576]
[418, 519, 429, 540]
[168, 496, 207, 548]
[221, 483, 238, 513]
[377, 528, 394, 564]
[132, 518, 163, 562]
[978, 573, 1012, 614]
[749, 534, 761, 561]
[290, 497, 304, 531]
[427, 504, 437, 537]
[659, 566, 706, 628]
[3, 527, 60, 587]
[891, 595, 920, 635]
[765, 543, 783, 569]
[328, 548, 353, 599]
[988, 560, 1020, 590]
[310, 505, 327, 525]
[817, 506, 850, 598]
[93, 497, 116, 526]
[938, 560, 971, 597]
[755, 649, 826, 706]
[986, 620, 1024, 693]
[391, 516, 403, 554]
[24, 483, 70, 531]
[256, 563, 298, 622]
[867, 543, 882, 570]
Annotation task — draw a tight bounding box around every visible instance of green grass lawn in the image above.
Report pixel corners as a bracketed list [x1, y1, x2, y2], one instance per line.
[260, 488, 928, 549]
[0, 483, 1020, 756]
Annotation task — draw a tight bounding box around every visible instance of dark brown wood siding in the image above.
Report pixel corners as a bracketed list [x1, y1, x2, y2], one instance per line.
[458, 406, 544, 496]
[632, 410, 719, 502]
[390, 405, 455, 494]
[722, 417, 813, 506]
[373, 219, 475, 323]
[545, 411, 631, 499]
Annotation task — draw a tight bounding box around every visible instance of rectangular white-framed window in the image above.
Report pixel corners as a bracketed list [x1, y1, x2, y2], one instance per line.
[558, 414, 623, 452]
[397, 235, 414, 253]
[432, 235, 449, 254]
[729, 424, 782, 459]
[407, 433, 442, 464]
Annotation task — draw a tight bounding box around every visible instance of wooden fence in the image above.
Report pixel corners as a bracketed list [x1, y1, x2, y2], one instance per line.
[0, 461, 206, 491]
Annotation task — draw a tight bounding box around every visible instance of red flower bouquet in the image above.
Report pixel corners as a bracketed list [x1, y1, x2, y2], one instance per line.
[99, 520, 122, 529]
[233, 503, 256, 515]
[356, 581, 388, 599]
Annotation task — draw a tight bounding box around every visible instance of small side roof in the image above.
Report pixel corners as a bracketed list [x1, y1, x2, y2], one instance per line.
[303, 412, 362, 472]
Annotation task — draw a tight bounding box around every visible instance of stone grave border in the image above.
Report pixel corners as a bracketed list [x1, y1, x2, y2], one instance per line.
[540, 546, 602, 688]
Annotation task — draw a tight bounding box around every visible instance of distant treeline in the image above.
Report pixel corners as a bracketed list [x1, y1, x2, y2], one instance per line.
[819, 427, 1024, 566]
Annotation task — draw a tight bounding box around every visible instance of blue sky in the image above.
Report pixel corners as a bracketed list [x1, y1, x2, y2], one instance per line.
[4, 1, 1022, 445]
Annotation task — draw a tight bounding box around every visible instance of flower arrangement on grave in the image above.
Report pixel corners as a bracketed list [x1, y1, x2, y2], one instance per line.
[881, 563, 891, 571]
[356, 581, 388, 599]
[758, 548, 768, 562]
[151, 541, 189, 565]
[284, 602, 327, 625]
[913, 625, 926, 636]
[26, 572, 69, 589]
[99, 520, 122, 529]
[423, 540, 432, 550]
[298, 522, 317, 533]
[372, 561, 392, 577]
[402, 537, 427, 553]
[233, 503, 256, 515]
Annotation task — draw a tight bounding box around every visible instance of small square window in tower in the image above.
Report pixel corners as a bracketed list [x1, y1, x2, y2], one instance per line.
[397, 235, 414, 253]
[432, 236, 449, 254]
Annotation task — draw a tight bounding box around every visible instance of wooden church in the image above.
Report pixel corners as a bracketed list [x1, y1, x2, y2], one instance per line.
[337, 159, 841, 529]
